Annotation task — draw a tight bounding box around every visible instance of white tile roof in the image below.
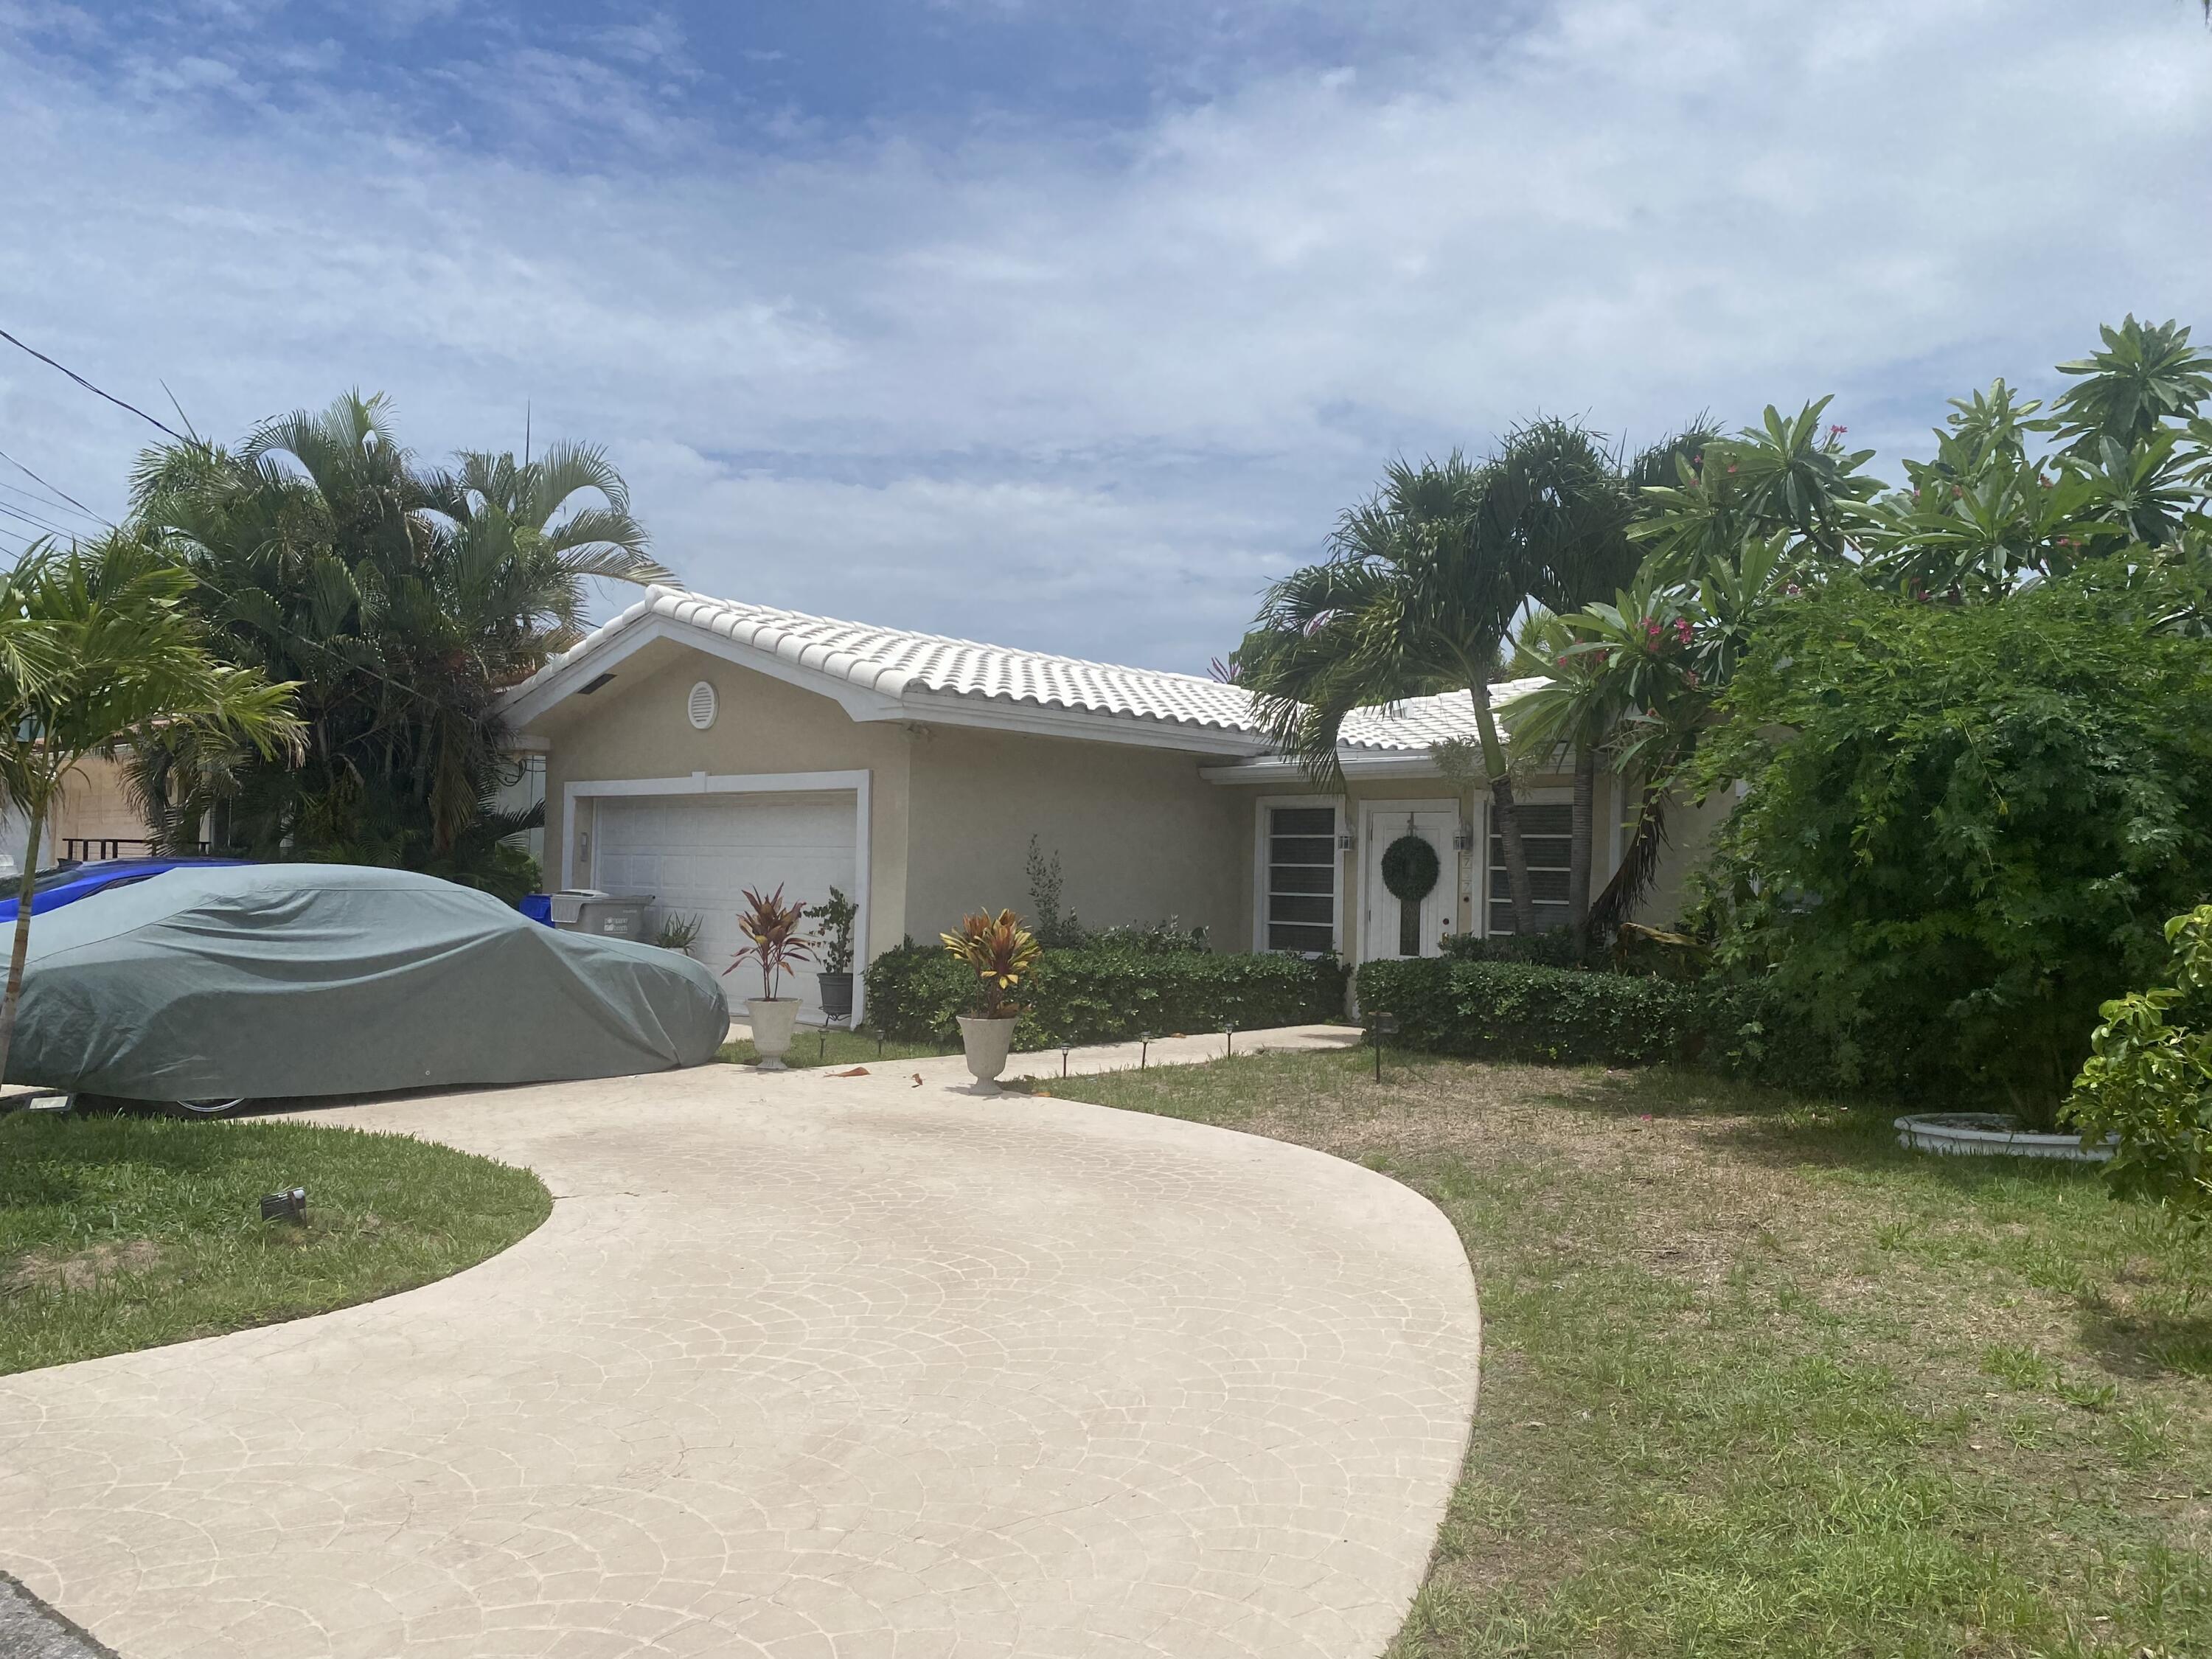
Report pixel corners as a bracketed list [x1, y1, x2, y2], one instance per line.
[1338, 682, 1545, 751]
[509, 585, 1526, 756]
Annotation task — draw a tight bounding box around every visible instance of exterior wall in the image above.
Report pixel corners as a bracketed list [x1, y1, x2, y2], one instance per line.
[1641, 785, 1734, 931]
[901, 723, 1246, 946]
[534, 647, 915, 964]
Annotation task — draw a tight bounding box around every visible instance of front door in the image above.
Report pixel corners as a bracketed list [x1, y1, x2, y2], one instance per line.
[1362, 805, 1457, 962]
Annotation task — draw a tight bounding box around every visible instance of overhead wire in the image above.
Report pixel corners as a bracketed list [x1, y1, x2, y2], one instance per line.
[0, 325, 188, 442]
[0, 444, 111, 526]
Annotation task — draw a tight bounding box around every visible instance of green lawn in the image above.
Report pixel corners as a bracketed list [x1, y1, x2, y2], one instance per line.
[718, 1027, 950, 1069]
[1048, 1048, 2212, 1658]
[1, 1108, 551, 1376]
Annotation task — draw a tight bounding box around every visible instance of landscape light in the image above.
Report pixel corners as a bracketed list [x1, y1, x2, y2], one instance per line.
[1368, 1011, 1399, 1082]
[1139, 1032, 1152, 1069]
[1060, 1043, 1074, 1078]
[260, 1186, 307, 1223]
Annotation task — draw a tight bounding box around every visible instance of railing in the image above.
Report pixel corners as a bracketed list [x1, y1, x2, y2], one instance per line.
[61, 838, 211, 863]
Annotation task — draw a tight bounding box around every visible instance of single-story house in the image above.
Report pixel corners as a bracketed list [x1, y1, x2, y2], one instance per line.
[502, 587, 1716, 1021]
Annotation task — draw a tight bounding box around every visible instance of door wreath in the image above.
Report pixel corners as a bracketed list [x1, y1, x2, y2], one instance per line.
[1380, 833, 1441, 902]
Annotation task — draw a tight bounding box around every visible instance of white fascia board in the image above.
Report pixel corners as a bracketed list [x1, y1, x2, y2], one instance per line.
[1201, 751, 1453, 784]
[894, 687, 1268, 757]
[504, 615, 908, 729]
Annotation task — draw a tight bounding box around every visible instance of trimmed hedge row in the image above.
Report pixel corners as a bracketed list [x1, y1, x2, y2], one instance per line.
[1356, 956, 1849, 1089]
[1357, 956, 1694, 1066]
[866, 940, 1351, 1048]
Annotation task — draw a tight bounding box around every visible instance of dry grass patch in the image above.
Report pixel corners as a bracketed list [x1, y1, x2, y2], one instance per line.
[1051, 1048, 2212, 1658]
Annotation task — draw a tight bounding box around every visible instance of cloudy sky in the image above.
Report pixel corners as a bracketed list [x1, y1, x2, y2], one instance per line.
[1, 1, 2208, 670]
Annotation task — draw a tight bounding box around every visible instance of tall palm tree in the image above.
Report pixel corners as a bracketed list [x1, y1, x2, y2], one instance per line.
[1236, 453, 1547, 933]
[0, 534, 301, 1082]
[425, 439, 673, 650]
[1504, 420, 1713, 930]
[126, 392, 670, 891]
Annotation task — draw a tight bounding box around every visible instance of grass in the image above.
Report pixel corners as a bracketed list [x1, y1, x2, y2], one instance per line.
[1047, 1048, 2212, 1658]
[718, 1026, 950, 1070]
[1, 1107, 551, 1376]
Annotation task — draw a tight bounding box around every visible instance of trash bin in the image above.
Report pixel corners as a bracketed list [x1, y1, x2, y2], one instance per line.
[549, 889, 655, 939]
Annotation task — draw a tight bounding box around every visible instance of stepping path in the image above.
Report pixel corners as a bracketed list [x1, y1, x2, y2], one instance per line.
[0, 1025, 1481, 1659]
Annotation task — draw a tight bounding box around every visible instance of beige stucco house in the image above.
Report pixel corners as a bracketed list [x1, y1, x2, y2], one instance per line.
[503, 587, 1706, 1023]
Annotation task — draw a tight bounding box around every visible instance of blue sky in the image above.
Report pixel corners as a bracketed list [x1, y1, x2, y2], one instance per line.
[2, 0, 2210, 669]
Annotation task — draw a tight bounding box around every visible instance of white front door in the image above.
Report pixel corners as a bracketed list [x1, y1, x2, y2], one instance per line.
[1361, 805, 1457, 963]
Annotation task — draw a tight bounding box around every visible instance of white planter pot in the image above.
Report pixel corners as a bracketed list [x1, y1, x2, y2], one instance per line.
[1893, 1113, 2114, 1163]
[958, 1015, 1018, 1091]
[747, 998, 802, 1071]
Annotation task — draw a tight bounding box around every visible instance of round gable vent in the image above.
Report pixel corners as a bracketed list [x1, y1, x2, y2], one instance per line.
[686, 680, 718, 730]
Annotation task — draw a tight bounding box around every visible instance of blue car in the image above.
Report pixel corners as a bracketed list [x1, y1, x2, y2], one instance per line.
[0, 859, 250, 922]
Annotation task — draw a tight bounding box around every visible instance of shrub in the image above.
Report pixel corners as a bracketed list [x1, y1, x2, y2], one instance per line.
[1357, 957, 1694, 1067]
[866, 939, 1347, 1048]
[1441, 927, 1605, 971]
[2065, 905, 2212, 1226]
[1687, 570, 2212, 1125]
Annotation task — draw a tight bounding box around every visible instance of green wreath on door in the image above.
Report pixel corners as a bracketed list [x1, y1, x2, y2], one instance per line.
[1380, 834, 1441, 902]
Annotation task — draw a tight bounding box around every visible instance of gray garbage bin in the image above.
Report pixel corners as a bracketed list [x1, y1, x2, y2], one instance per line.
[549, 890, 656, 940]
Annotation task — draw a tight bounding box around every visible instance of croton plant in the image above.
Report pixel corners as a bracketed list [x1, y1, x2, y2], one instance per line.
[941, 908, 1042, 1019]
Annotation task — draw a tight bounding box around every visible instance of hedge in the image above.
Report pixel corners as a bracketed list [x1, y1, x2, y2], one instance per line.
[1354, 956, 1868, 1091]
[866, 939, 1351, 1048]
[1357, 956, 1695, 1066]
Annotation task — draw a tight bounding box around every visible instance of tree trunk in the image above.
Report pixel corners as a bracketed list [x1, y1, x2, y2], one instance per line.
[0, 802, 46, 1087]
[1569, 739, 1596, 937]
[1470, 679, 1538, 935]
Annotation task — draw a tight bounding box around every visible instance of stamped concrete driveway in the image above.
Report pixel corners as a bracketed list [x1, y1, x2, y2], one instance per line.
[0, 1028, 1481, 1659]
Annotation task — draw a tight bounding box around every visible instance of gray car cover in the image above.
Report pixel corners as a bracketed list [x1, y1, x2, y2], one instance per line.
[4, 863, 730, 1100]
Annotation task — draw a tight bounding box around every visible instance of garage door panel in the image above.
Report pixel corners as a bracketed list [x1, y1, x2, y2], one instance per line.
[591, 791, 858, 1023]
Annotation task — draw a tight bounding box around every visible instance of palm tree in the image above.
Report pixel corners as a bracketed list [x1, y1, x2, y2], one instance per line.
[0, 535, 301, 1082]
[126, 392, 671, 892]
[427, 441, 672, 649]
[1236, 453, 1548, 933]
[1505, 420, 1713, 930]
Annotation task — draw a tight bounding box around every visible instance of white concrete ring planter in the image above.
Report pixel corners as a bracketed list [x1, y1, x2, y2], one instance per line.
[958, 1016, 1018, 1092]
[747, 998, 802, 1071]
[1893, 1112, 2115, 1163]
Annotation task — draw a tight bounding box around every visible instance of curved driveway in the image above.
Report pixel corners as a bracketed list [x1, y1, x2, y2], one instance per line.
[0, 1029, 1481, 1659]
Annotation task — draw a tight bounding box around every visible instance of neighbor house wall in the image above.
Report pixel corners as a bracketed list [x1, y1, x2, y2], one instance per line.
[533, 647, 916, 964]
[902, 723, 1247, 946]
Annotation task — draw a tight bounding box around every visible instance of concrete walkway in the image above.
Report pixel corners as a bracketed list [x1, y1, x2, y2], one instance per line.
[0, 1026, 1481, 1659]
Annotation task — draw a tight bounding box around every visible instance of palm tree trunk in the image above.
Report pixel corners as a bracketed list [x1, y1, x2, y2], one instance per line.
[0, 801, 47, 1086]
[1470, 679, 1538, 934]
[1568, 740, 1595, 936]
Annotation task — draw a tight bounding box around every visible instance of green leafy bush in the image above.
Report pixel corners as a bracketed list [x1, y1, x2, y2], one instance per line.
[2066, 905, 2212, 1225]
[866, 939, 1346, 1047]
[1687, 569, 2212, 1125]
[1357, 957, 1694, 1066]
[1441, 927, 1604, 970]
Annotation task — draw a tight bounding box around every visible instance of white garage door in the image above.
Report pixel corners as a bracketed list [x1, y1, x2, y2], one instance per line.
[590, 790, 858, 1022]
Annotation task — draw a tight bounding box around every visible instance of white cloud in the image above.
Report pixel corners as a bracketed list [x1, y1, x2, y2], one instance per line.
[1, 0, 2209, 667]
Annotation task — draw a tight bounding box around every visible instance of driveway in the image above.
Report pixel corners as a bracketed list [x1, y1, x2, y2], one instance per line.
[0, 1029, 1481, 1659]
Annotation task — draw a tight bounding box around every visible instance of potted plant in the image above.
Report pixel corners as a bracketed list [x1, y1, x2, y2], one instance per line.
[940, 908, 1040, 1091]
[806, 886, 859, 1025]
[654, 911, 704, 956]
[726, 885, 814, 1071]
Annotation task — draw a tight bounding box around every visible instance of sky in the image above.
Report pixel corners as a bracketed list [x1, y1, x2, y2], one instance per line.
[1, 0, 2208, 672]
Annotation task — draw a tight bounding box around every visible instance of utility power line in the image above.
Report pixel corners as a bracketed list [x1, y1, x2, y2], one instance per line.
[0, 325, 188, 442]
[0, 448, 110, 526]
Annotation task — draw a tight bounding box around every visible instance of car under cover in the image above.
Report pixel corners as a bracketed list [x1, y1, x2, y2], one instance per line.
[4, 863, 730, 1100]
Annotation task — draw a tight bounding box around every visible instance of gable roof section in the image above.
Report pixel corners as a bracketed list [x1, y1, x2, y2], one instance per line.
[502, 585, 1540, 762]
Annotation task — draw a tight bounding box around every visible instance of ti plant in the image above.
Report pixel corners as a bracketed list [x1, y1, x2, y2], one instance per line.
[805, 886, 860, 975]
[728, 885, 814, 1001]
[941, 908, 1042, 1020]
